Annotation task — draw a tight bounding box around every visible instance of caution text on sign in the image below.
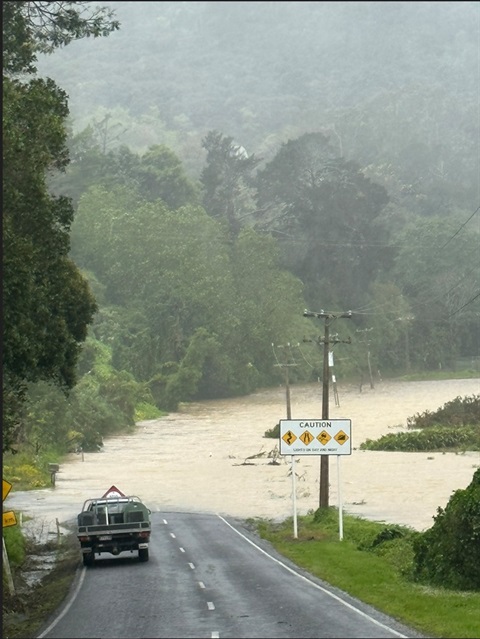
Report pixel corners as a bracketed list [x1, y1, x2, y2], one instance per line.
[280, 419, 352, 455]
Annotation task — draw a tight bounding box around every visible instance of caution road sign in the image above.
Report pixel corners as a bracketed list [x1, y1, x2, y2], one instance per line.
[3, 479, 12, 502]
[3, 478, 17, 529]
[3, 512, 17, 528]
[279, 419, 352, 455]
[102, 485, 126, 498]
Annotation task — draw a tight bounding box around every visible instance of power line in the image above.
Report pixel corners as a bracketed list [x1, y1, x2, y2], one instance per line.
[440, 204, 480, 249]
[448, 290, 480, 317]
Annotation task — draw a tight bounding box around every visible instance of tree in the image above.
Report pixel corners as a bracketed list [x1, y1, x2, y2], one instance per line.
[135, 144, 200, 208]
[70, 179, 310, 402]
[2, 2, 118, 451]
[200, 130, 260, 237]
[254, 132, 392, 309]
[230, 228, 307, 383]
[3, 1, 119, 74]
[392, 215, 480, 370]
[51, 133, 201, 210]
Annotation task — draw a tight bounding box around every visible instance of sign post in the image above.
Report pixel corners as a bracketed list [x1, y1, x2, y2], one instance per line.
[279, 419, 352, 540]
[2, 478, 16, 594]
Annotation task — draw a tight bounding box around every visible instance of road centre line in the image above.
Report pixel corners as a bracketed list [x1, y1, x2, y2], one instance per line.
[188, 562, 195, 569]
[207, 601, 215, 610]
[198, 581, 206, 588]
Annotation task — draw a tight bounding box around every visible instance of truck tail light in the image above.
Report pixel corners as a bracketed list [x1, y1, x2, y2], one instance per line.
[138, 531, 150, 539]
[79, 536, 90, 542]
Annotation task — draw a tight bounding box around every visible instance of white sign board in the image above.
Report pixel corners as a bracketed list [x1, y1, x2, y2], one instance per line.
[279, 419, 352, 455]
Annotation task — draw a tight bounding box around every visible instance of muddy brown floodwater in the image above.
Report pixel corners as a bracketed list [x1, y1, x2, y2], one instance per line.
[6, 378, 480, 535]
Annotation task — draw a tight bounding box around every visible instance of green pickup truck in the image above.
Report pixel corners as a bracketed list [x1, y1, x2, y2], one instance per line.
[76, 494, 151, 566]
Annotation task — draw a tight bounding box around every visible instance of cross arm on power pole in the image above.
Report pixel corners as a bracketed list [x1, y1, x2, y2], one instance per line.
[304, 309, 353, 320]
[303, 336, 352, 346]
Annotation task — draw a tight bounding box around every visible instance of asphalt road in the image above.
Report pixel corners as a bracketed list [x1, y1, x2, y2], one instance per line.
[38, 512, 426, 639]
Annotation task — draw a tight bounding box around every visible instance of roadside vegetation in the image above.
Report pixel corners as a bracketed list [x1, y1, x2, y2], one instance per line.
[2, 339, 166, 492]
[3, 526, 79, 639]
[258, 391, 480, 638]
[253, 499, 480, 639]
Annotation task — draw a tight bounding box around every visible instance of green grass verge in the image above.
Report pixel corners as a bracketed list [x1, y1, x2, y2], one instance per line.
[252, 510, 480, 639]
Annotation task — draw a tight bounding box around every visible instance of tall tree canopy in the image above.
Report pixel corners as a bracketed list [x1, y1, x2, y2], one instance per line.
[70, 183, 308, 404]
[254, 132, 392, 309]
[2, 2, 119, 452]
[200, 130, 260, 237]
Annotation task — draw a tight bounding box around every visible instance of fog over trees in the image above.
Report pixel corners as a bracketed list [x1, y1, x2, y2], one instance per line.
[4, 1, 479, 454]
[36, 1, 479, 208]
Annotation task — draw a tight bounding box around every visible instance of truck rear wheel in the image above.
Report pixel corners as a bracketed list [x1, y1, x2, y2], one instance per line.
[138, 548, 149, 562]
[83, 552, 95, 567]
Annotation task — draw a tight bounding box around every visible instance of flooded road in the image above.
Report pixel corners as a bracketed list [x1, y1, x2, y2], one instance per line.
[7, 377, 480, 533]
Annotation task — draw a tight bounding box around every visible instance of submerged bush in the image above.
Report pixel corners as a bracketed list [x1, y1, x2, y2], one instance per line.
[407, 395, 480, 429]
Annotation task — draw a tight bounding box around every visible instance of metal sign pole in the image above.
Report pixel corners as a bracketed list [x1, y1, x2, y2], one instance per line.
[3, 536, 15, 594]
[291, 456, 298, 538]
[337, 455, 343, 540]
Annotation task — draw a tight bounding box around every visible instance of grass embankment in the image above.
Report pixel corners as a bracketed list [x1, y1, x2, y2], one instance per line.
[252, 509, 480, 639]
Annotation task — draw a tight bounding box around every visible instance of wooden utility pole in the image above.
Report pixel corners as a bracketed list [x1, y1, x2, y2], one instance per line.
[356, 327, 374, 390]
[303, 309, 352, 508]
[272, 343, 297, 419]
[273, 343, 299, 537]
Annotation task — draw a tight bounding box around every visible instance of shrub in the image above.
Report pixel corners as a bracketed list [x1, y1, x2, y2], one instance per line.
[134, 402, 165, 421]
[264, 422, 280, 438]
[412, 467, 480, 591]
[360, 425, 480, 451]
[3, 525, 26, 567]
[407, 395, 480, 429]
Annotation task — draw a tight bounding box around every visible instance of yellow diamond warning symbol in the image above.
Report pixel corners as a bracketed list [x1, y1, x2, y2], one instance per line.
[3, 479, 12, 502]
[334, 430, 349, 445]
[3, 511, 17, 528]
[282, 430, 297, 446]
[299, 431, 315, 445]
[317, 430, 331, 445]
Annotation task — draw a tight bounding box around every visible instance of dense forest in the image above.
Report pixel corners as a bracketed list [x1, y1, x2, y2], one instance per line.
[3, 1, 479, 459]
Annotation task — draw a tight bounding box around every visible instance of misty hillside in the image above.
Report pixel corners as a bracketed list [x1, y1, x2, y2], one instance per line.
[4, 1, 479, 466]
[36, 0, 479, 206]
